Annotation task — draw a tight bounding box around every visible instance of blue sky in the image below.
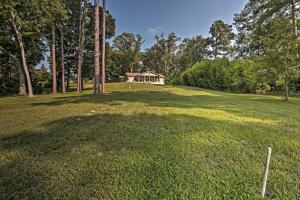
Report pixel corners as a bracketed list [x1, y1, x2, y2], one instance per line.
[107, 0, 248, 50]
[40, 0, 248, 67]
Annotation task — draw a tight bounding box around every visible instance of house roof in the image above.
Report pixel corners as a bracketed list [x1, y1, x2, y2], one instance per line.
[126, 73, 142, 77]
[126, 72, 165, 78]
[157, 74, 166, 78]
[142, 72, 159, 77]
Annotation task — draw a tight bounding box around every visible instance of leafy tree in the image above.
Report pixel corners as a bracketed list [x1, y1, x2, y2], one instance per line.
[111, 33, 144, 76]
[181, 59, 257, 93]
[261, 17, 299, 101]
[143, 33, 180, 77]
[176, 35, 210, 73]
[0, 0, 115, 96]
[58, 0, 115, 90]
[0, 0, 67, 96]
[209, 20, 235, 58]
[0, 20, 23, 95]
[45, 0, 67, 95]
[156, 33, 180, 76]
[234, 3, 267, 57]
[235, 0, 300, 100]
[142, 44, 162, 73]
[32, 64, 51, 94]
[0, 0, 47, 97]
[76, 0, 87, 93]
[234, 0, 299, 58]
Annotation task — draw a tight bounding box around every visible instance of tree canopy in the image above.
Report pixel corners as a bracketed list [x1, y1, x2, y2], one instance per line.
[0, 0, 299, 100]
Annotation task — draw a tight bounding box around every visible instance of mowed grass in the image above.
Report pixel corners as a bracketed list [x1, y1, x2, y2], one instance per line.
[0, 83, 300, 199]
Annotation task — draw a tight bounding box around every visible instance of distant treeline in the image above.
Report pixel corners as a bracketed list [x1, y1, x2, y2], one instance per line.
[1, 0, 300, 101]
[181, 59, 300, 95]
[179, 0, 300, 100]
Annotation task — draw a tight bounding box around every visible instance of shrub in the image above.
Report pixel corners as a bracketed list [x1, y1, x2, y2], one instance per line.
[181, 59, 259, 93]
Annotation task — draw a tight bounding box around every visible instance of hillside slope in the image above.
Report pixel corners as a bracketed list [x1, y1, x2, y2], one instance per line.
[0, 83, 299, 199]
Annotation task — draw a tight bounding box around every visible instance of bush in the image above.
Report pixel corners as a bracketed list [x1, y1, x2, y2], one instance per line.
[181, 59, 258, 93]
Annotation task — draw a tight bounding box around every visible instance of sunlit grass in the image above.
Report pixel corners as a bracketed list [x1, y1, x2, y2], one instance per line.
[0, 83, 299, 199]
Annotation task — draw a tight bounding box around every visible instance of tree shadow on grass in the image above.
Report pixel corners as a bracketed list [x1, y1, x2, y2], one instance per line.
[30, 90, 240, 116]
[0, 112, 298, 199]
[0, 113, 204, 199]
[30, 89, 299, 124]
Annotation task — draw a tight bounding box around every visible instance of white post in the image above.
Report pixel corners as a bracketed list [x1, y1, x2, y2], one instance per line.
[261, 147, 272, 197]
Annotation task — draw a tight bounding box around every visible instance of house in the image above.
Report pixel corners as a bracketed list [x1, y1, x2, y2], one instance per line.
[125, 72, 165, 85]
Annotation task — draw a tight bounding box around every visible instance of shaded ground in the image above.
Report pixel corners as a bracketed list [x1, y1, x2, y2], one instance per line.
[0, 83, 299, 199]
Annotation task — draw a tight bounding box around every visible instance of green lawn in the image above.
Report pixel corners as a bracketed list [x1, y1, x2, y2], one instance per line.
[0, 83, 299, 199]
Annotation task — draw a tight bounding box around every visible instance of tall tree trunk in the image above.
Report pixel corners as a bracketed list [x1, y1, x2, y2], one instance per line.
[94, 0, 101, 95]
[61, 28, 66, 94]
[10, 11, 34, 97]
[164, 57, 167, 76]
[292, 0, 298, 38]
[101, 0, 106, 93]
[77, 23, 82, 94]
[292, 0, 298, 58]
[52, 25, 57, 95]
[284, 0, 298, 101]
[67, 68, 70, 91]
[16, 56, 27, 96]
[284, 68, 289, 101]
[77, 1, 83, 93]
[77, 0, 86, 93]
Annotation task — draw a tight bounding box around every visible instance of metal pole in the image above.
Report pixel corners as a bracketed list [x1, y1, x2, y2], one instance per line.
[261, 147, 272, 197]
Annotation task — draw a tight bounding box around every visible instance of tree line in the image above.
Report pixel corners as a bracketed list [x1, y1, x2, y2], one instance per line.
[1, 0, 300, 101]
[147, 0, 300, 100]
[105, 0, 300, 101]
[0, 0, 115, 96]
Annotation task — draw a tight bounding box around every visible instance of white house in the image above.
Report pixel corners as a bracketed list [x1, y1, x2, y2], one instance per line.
[125, 72, 165, 85]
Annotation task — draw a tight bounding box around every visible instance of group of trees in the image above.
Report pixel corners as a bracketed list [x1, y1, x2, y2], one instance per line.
[181, 0, 300, 100]
[110, 33, 143, 78]
[0, 0, 114, 96]
[231, 0, 300, 100]
[1, 0, 300, 100]
[109, 21, 237, 83]
[182, 59, 272, 94]
[142, 33, 180, 77]
[136, 0, 300, 100]
[107, 18, 239, 83]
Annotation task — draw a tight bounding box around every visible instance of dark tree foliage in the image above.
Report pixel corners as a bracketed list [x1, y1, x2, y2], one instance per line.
[0, 0, 116, 95]
[233, 0, 300, 99]
[1, 0, 299, 99]
[110, 32, 144, 79]
[209, 20, 235, 58]
[182, 59, 258, 93]
[142, 33, 180, 80]
[176, 35, 210, 72]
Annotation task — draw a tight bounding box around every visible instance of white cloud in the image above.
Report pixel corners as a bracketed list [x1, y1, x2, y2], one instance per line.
[147, 26, 165, 36]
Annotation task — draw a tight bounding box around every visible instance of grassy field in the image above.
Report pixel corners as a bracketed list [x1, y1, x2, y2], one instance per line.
[0, 83, 299, 199]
